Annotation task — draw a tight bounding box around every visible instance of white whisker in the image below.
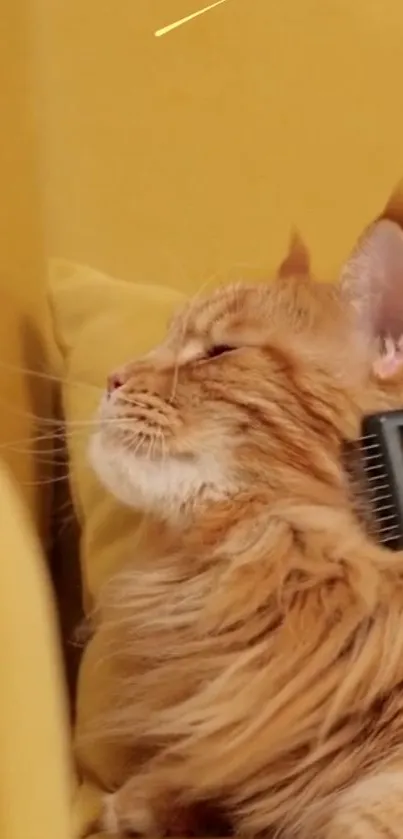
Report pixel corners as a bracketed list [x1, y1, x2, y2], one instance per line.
[0, 359, 103, 393]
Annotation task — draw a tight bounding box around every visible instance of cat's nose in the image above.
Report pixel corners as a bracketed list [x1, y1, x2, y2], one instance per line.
[106, 369, 125, 396]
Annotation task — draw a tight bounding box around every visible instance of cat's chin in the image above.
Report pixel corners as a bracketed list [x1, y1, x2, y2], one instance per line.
[88, 430, 150, 510]
[88, 430, 236, 519]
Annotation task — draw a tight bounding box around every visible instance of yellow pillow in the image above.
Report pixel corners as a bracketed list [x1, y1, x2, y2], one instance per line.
[0, 460, 72, 839]
[49, 259, 186, 837]
[50, 259, 185, 599]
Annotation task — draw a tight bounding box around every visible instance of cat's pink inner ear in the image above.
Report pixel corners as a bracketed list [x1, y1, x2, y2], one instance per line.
[373, 337, 403, 380]
[340, 219, 403, 343]
[278, 230, 310, 279]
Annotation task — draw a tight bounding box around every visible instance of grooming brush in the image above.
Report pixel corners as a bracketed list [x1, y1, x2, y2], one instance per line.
[344, 410, 403, 550]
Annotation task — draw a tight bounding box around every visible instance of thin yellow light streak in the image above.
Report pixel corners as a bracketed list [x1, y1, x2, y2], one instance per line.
[154, 0, 229, 38]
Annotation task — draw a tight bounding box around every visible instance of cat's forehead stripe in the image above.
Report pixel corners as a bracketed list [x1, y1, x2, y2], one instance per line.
[177, 284, 258, 340]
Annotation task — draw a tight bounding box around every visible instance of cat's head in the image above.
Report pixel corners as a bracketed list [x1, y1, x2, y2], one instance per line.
[90, 220, 403, 521]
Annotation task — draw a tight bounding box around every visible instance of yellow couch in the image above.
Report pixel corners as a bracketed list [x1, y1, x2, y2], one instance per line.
[2, 1, 403, 837]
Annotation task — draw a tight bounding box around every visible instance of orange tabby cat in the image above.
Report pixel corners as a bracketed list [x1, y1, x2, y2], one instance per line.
[89, 217, 403, 838]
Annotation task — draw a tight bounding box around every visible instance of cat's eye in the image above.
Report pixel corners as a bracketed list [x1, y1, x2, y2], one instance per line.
[206, 344, 234, 359]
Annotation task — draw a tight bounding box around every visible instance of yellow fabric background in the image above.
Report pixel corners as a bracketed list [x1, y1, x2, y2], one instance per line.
[0, 4, 71, 838]
[36, 0, 403, 290]
[0, 0, 55, 534]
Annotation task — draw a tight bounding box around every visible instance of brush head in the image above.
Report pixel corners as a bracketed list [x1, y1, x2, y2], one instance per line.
[344, 410, 403, 550]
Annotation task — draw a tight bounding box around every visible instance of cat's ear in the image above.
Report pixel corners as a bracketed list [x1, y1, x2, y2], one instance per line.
[340, 219, 403, 377]
[381, 178, 403, 227]
[278, 230, 310, 279]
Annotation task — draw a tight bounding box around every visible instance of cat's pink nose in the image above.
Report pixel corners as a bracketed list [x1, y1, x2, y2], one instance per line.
[106, 370, 124, 396]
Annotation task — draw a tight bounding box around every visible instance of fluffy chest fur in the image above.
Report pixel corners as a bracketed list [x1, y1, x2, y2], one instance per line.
[96, 509, 403, 836]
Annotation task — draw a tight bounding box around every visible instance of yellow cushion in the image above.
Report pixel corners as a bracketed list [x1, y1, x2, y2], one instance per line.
[50, 259, 185, 596]
[49, 259, 186, 836]
[0, 460, 72, 839]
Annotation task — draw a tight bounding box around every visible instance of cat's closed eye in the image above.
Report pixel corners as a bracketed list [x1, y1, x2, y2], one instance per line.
[206, 344, 234, 359]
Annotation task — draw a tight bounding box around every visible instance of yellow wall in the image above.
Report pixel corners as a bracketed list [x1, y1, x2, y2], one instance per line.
[33, 0, 403, 293]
